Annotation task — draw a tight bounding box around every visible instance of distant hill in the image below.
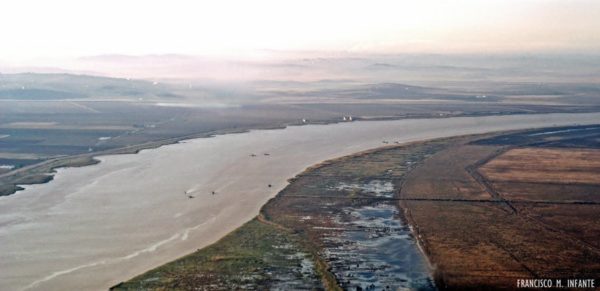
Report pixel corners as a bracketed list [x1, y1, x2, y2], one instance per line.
[0, 73, 183, 100]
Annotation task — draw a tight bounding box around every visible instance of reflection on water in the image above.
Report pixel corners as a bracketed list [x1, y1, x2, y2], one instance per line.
[325, 183, 436, 291]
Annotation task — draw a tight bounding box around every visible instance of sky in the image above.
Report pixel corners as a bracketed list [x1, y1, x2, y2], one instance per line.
[1, 0, 599, 61]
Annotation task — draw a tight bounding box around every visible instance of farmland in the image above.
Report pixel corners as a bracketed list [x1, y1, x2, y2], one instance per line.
[402, 126, 600, 289]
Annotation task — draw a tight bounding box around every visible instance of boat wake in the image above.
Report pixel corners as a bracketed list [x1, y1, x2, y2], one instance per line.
[23, 215, 217, 290]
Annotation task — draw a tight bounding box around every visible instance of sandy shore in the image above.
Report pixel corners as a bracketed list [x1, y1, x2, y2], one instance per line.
[1, 112, 599, 291]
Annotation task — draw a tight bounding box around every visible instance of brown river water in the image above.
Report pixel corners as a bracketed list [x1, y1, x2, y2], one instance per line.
[1, 113, 599, 290]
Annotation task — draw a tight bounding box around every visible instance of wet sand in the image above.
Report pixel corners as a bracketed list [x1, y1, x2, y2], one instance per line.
[1, 113, 599, 291]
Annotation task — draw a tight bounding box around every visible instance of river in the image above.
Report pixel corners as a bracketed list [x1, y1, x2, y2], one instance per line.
[1, 112, 599, 290]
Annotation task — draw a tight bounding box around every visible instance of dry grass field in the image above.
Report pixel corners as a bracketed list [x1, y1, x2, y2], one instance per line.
[400, 128, 600, 290]
[480, 148, 600, 186]
[400, 144, 497, 200]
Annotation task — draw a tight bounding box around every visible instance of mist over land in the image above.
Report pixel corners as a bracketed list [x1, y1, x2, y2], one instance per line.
[1, 1, 600, 289]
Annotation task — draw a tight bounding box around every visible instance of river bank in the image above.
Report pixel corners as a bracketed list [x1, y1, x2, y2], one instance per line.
[1, 113, 600, 290]
[2, 109, 597, 197]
